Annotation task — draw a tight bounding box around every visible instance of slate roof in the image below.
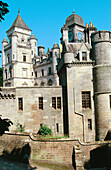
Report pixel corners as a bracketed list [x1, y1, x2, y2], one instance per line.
[7, 14, 31, 32]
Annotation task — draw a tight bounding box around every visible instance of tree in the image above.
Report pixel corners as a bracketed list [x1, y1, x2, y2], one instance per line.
[0, 67, 3, 86]
[0, 115, 13, 135]
[0, 1, 9, 22]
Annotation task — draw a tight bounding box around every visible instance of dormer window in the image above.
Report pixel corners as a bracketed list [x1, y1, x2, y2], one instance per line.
[82, 52, 87, 61]
[23, 55, 26, 62]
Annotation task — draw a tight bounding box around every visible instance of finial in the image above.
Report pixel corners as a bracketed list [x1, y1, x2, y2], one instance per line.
[73, 7, 75, 14]
[18, 8, 20, 14]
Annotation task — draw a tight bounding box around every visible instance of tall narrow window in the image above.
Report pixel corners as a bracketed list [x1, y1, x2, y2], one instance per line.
[52, 97, 56, 109]
[9, 67, 12, 78]
[31, 51, 33, 55]
[48, 67, 51, 75]
[23, 55, 26, 62]
[110, 95, 111, 108]
[18, 98, 23, 111]
[7, 54, 9, 63]
[39, 97, 43, 110]
[57, 97, 61, 109]
[35, 71, 37, 78]
[42, 69, 44, 76]
[88, 119, 92, 130]
[82, 52, 87, 61]
[82, 91, 91, 109]
[5, 70, 7, 79]
[56, 123, 59, 132]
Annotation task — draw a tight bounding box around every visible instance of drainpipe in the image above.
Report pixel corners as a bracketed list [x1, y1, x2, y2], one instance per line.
[73, 88, 85, 142]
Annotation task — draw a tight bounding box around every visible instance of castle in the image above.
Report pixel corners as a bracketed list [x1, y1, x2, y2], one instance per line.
[1, 11, 111, 142]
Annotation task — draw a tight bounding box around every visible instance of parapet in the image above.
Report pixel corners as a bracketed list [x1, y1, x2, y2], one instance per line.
[92, 30, 111, 43]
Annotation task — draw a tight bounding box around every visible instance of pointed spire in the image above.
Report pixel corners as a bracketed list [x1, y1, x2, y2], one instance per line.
[6, 13, 32, 32]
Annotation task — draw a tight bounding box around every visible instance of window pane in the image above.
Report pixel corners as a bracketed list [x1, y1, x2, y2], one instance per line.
[39, 97, 43, 110]
[82, 92, 91, 109]
[88, 119, 92, 130]
[82, 52, 87, 61]
[57, 97, 61, 109]
[18, 98, 23, 111]
[52, 97, 56, 109]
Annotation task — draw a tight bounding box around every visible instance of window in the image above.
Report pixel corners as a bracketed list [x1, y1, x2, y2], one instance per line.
[82, 91, 91, 109]
[5, 70, 7, 79]
[35, 71, 37, 78]
[56, 123, 59, 132]
[55, 52, 57, 57]
[88, 119, 92, 130]
[48, 67, 51, 75]
[18, 98, 23, 111]
[31, 51, 33, 55]
[39, 97, 43, 110]
[82, 52, 87, 61]
[52, 97, 56, 109]
[52, 97, 61, 110]
[32, 72, 33, 76]
[42, 69, 44, 76]
[7, 54, 9, 63]
[23, 55, 26, 62]
[110, 95, 111, 108]
[9, 67, 12, 78]
[57, 97, 61, 109]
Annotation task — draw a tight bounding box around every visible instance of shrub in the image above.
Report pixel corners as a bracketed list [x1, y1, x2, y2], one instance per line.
[37, 124, 52, 136]
[15, 120, 25, 132]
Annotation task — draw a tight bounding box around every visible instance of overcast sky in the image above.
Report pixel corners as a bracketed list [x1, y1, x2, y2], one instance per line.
[0, 0, 111, 67]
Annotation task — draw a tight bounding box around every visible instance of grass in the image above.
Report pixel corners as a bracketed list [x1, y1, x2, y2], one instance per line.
[38, 135, 69, 140]
[31, 160, 73, 170]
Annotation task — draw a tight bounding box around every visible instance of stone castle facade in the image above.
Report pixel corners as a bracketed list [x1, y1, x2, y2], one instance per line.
[1, 11, 111, 142]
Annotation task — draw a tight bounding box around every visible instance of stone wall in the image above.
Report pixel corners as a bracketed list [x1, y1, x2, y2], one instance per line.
[0, 86, 63, 136]
[1, 134, 111, 169]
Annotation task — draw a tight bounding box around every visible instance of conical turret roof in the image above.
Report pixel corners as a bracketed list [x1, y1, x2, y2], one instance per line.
[7, 13, 31, 32]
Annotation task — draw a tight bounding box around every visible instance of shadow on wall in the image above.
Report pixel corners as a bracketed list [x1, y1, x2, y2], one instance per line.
[0, 143, 36, 169]
[84, 144, 111, 169]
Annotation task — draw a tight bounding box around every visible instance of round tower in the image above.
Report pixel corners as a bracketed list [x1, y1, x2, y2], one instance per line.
[12, 32, 18, 61]
[2, 38, 8, 67]
[92, 30, 111, 141]
[52, 43, 60, 85]
[29, 34, 37, 58]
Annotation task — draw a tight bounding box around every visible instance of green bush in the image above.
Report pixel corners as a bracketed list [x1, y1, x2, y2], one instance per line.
[15, 120, 25, 132]
[37, 124, 52, 136]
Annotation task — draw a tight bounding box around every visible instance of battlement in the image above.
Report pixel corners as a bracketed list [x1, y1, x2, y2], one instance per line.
[92, 30, 111, 43]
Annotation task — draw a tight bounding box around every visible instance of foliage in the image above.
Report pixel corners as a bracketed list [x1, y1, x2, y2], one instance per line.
[0, 115, 13, 135]
[0, 1, 9, 22]
[15, 120, 25, 132]
[37, 124, 52, 136]
[0, 67, 3, 86]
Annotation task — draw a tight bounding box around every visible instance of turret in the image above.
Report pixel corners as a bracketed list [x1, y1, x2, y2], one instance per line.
[61, 25, 69, 43]
[29, 34, 37, 58]
[38, 46, 45, 56]
[2, 38, 8, 67]
[92, 30, 111, 141]
[11, 32, 18, 62]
